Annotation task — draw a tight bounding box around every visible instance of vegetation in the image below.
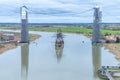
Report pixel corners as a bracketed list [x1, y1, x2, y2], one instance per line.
[0, 45, 4, 48]
[107, 68, 120, 70]
[29, 26, 92, 34]
[29, 26, 120, 35]
[1, 24, 120, 35]
[29, 34, 36, 39]
[101, 29, 120, 35]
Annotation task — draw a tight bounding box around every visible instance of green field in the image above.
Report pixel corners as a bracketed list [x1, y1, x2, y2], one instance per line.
[107, 67, 120, 70]
[29, 26, 92, 34]
[29, 26, 120, 35]
[1, 26, 120, 35]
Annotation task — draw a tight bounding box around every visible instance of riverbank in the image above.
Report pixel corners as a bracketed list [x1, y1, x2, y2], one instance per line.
[0, 34, 40, 54]
[104, 43, 120, 60]
[89, 37, 120, 61]
[84, 33, 120, 60]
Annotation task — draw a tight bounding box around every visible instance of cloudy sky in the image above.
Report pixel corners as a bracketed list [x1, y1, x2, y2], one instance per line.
[0, 0, 120, 23]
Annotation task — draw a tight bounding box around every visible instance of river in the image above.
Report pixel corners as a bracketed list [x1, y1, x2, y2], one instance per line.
[0, 31, 119, 80]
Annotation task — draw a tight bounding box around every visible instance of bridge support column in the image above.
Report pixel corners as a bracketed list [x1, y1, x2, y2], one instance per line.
[92, 6, 102, 43]
[20, 6, 29, 43]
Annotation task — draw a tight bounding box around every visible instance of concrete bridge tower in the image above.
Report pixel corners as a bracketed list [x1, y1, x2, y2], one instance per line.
[92, 7, 102, 43]
[20, 6, 29, 43]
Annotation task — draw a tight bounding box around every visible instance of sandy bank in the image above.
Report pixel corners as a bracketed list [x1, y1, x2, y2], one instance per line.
[0, 34, 40, 54]
[84, 33, 120, 60]
[104, 43, 120, 60]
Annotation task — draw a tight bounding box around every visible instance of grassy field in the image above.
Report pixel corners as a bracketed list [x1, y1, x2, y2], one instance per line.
[29, 26, 92, 34]
[1, 26, 120, 35]
[29, 26, 120, 35]
[108, 68, 120, 70]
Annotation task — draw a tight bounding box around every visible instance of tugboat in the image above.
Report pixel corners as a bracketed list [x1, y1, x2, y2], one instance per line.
[55, 29, 64, 47]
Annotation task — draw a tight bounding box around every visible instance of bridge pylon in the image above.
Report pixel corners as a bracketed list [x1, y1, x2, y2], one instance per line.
[92, 6, 102, 43]
[20, 6, 29, 43]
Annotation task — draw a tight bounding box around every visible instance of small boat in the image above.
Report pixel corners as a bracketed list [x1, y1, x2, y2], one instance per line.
[55, 38, 64, 47]
[55, 29, 64, 47]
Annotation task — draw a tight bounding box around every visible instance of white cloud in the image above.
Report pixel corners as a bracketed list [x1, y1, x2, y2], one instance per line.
[0, 0, 120, 23]
[56, 0, 92, 4]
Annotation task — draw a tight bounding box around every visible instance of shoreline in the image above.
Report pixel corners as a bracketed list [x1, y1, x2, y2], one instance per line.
[84, 34, 120, 60]
[104, 43, 120, 60]
[0, 34, 40, 54]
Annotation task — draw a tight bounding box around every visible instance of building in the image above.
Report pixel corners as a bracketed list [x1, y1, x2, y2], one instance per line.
[1, 34, 15, 41]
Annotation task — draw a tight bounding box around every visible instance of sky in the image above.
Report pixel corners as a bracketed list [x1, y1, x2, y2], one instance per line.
[0, 0, 120, 23]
